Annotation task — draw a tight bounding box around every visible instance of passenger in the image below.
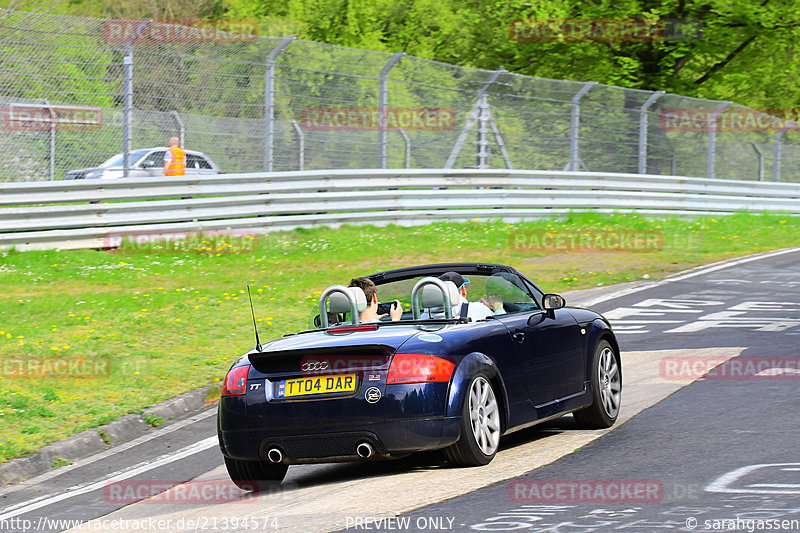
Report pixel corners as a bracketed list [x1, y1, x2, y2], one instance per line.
[438, 271, 494, 321]
[348, 277, 402, 322]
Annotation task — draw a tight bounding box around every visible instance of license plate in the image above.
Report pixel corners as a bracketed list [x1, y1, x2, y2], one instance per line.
[278, 374, 357, 398]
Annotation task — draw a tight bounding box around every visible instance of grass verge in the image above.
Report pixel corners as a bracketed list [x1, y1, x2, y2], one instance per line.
[0, 212, 797, 462]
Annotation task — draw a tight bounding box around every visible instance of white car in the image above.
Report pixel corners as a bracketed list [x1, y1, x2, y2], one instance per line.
[65, 147, 222, 180]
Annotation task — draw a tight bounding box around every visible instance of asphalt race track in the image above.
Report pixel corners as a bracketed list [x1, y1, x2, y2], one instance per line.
[1, 248, 799, 533]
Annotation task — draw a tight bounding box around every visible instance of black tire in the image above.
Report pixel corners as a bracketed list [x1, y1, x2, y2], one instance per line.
[224, 456, 288, 491]
[445, 373, 501, 467]
[573, 339, 621, 429]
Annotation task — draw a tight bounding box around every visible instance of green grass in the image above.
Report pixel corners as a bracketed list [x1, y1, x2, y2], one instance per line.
[0, 212, 797, 462]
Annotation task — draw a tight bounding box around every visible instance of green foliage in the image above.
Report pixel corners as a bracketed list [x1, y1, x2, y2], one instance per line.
[144, 414, 164, 427]
[51, 456, 73, 467]
[10, 0, 800, 109]
[97, 429, 112, 444]
[223, 0, 800, 110]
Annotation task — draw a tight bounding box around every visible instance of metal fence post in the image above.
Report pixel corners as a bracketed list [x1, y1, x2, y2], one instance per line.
[773, 122, 796, 182]
[170, 111, 185, 147]
[42, 99, 55, 180]
[290, 120, 304, 171]
[569, 81, 597, 171]
[706, 101, 732, 179]
[121, 21, 152, 178]
[749, 142, 764, 181]
[397, 128, 410, 168]
[488, 111, 513, 169]
[379, 52, 404, 169]
[638, 90, 664, 174]
[122, 43, 133, 178]
[477, 94, 490, 168]
[446, 67, 505, 169]
[264, 36, 295, 172]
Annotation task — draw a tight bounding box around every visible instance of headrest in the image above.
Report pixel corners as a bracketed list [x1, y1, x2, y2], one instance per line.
[328, 286, 367, 313]
[421, 280, 460, 309]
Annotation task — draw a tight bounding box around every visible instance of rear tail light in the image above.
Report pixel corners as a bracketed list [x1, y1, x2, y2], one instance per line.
[387, 353, 455, 384]
[221, 364, 250, 396]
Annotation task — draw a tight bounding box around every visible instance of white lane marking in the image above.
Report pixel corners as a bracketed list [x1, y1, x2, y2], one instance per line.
[633, 298, 723, 309]
[0, 436, 218, 520]
[0, 407, 217, 498]
[706, 463, 800, 494]
[603, 308, 704, 319]
[665, 314, 800, 333]
[729, 301, 800, 312]
[581, 247, 800, 308]
[607, 320, 683, 324]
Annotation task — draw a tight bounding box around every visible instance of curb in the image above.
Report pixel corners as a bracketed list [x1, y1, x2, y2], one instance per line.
[0, 383, 221, 487]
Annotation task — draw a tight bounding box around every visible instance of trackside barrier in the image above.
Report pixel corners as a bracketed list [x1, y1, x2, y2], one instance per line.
[1, 169, 799, 251]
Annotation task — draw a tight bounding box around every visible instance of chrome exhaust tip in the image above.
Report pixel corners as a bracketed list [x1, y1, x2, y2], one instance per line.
[267, 448, 284, 463]
[356, 442, 374, 459]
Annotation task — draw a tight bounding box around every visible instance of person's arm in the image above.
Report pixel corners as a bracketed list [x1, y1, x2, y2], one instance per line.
[163, 151, 171, 175]
[481, 296, 506, 315]
[468, 301, 494, 321]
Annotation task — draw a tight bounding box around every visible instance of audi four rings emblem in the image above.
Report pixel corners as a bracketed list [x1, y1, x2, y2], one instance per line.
[301, 361, 329, 372]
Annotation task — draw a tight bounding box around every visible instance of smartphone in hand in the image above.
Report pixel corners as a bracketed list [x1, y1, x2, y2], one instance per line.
[377, 301, 397, 315]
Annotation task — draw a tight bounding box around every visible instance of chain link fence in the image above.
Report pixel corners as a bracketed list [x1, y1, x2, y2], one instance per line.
[1, 8, 798, 182]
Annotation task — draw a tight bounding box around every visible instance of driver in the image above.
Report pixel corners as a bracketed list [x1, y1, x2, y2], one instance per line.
[438, 271, 494, 321]
[348, 277, 402, 322]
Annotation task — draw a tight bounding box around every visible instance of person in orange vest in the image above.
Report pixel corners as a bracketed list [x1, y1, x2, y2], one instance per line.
[163, 137, 186, 176]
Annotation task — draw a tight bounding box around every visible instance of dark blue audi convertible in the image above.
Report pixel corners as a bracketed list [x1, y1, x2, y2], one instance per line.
[218, 263, 621, 488]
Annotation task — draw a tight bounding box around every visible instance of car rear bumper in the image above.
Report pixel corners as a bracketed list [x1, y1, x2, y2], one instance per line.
[219, 416, 461, 463]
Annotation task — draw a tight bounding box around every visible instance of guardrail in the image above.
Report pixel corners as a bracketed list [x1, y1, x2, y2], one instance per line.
[1, 169, 799, 251]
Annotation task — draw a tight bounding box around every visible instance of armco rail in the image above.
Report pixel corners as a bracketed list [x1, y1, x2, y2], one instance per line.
[1, 169, 799, 251]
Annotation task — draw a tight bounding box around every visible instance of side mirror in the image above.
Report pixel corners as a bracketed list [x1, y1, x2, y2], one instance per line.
[543, 294, 566, 310]
[140, 160, 154, 169]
